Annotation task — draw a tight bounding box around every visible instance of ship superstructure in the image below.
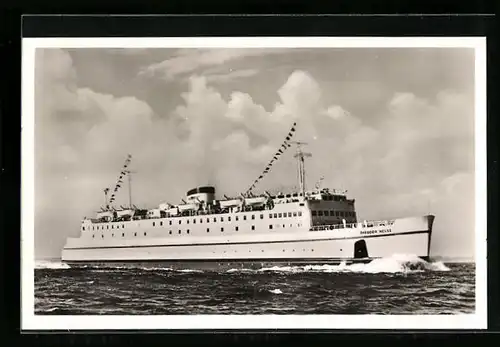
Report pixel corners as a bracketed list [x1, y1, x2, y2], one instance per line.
[61, 122, 435, 269]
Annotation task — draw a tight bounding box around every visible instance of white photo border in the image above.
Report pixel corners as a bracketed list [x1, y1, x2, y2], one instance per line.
[21, 36, 487, 330]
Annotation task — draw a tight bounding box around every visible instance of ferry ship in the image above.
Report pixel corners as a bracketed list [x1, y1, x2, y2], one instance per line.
[61, 123, 435, 270]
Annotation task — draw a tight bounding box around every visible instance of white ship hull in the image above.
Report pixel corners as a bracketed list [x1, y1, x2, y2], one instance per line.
[62, 215, 434, 269]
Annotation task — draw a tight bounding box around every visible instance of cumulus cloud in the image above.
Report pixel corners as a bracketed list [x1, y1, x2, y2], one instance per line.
[34, 48, 475, 259]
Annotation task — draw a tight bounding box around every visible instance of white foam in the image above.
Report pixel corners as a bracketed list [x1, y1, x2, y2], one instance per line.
[254, 254, 451, 274]
[269, 289, 283, 294]
[35, 260, 71, 269]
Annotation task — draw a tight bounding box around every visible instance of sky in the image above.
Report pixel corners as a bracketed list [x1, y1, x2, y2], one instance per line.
[34, 46, 476, 259]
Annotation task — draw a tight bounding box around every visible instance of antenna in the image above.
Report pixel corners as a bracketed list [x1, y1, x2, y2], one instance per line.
[291, 141, 312, 197]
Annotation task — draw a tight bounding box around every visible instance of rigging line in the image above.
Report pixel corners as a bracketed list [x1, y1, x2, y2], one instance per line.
[244, 121, 297, 196]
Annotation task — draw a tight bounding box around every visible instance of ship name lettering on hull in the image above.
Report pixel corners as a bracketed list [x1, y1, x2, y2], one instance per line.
[360, 228, 392, 235]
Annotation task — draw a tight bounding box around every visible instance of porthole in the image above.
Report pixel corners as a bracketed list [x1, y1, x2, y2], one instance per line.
[207, 228, 210, 233]
[144, 232, 147, 236]
[153, 222, 155, 227]
[112, 233, 114, 237]
[178, 230, 181, 234]
[101, 234, 104, 238]
[92, 234, 95, 238]
[122, 233, 125, 237]
[169, 231, 172, 235]
[134, 232, 137, 236]
[187, 230, 190, 234]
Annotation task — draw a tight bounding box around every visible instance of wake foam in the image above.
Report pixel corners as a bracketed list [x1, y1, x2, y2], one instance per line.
[35, 260, 71, 269]
[254, 254, 451, 274]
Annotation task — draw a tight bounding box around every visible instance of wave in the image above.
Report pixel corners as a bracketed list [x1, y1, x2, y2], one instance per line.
[269, 289, 283, 294]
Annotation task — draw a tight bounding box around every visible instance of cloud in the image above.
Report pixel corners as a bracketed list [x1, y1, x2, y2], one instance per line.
[204, 68, 259, 83]
[35, 49, 475, 259]
[139, 48, 286, 80]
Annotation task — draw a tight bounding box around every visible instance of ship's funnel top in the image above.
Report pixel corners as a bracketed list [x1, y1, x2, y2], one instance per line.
[186, 186, 215, 196]
[186, 186, 216, 205]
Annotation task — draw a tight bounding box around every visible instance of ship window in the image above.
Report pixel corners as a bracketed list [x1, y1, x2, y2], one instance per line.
[243, 216, 247, 221]
[278, 213, 282, 218]
[207, 228, 210, 233]
[144, 232, 147, 236]
[92, 234, 95, 238]
[153, 222, 155, 227]
[235, 226, 239, 231]
[298, 211, 302, 217]
[207, 218, 210, 223]
[101, 234, 104, 238]
[221, 217, 224, 222]
[273, 213, 277, 218]
[112, 233, 114, 237]
[122, 224, 125, 228]
[112, 225, 114, 229]
[193, 219, 196, 224]
[288, 212, 292, 217]
[83, 227, 85, 231]
[213, 218, 216, 222]
[187, 220, 189, 224]
[236, 216, 239, 221]
[260, 214, 263, 219]
[312, 211, 317, 216]
[269, 214, 272, 219]
[269, 225, 273, 229]
[122, 233, 125, 237]
[160, 221, 163, 226]
[221, 227, 224, 232]
[228, 216, 231, 221]
[252, 225, 255, 231]
[187, 230, 190, 234]
[178, 230, 181, 234]
[251, 215, 255, 220]
[179, 220, 181, 224]
[107, 225, 109, 229]
[169, 221, 172, 225]
[134, 232, 137, 236]
[293, 212, 297, 217]
[169, 231, 172, 235]
[200, 219, 202, 223]
[318, 211, 323, 216]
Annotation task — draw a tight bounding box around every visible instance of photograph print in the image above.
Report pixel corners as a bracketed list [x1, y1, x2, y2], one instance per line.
[23, 37, 486, 329]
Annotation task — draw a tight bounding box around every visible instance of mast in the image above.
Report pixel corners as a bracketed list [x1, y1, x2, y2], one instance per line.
[124, 169, 136, 209]
[103, 188, 110, 209]
[291, 141, 311, 197]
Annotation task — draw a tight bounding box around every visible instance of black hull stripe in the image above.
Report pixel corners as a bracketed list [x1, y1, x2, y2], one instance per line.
[63, 230, 429, 251]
